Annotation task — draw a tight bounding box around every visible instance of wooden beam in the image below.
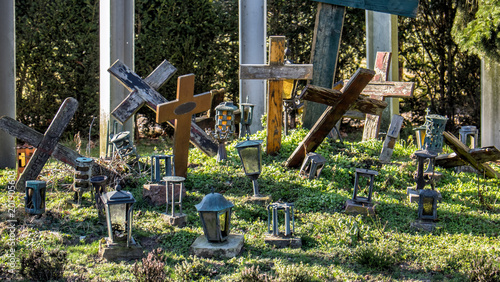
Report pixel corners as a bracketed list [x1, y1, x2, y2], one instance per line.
[312, 0, 419, 18]
[435, 146, 500, 168]
[379, 115, 404, 163]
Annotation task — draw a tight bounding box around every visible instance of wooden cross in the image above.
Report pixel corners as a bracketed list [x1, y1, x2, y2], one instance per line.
[240, 36, 313, 155]
[302, 0, 418, 128]
[0, 98, 117, 191]
[109, 60, 218, 157]
[156, 74, 212, 177]
[360, 52, 414, 141]
[379, 114, 404, 163]
[285, 68, 376, 168]
[435, 132, 500, 179]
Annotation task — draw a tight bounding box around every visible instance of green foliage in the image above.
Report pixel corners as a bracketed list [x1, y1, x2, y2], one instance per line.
[467, 254, 500, 282]
[132, 248, 167, 282]
[352, 238, 404, 270]
[171, 255, 213, 281]
[273, 260, 311, 282]
[235, 265, 271, 282]
[19, 248, 68, 281]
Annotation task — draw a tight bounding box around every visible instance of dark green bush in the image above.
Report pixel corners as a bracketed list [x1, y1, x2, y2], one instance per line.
[19, 248, 68, 281]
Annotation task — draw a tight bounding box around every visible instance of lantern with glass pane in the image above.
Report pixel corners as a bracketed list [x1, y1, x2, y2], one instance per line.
[207, 102, 238, 162]
[235, 139, 264, 197]
[195, 192, 234, 243]
[100, 185, 136, 247]
[239, 101, 255, 138]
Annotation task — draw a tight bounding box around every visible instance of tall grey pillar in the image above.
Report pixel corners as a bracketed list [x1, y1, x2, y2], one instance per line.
[239, 0, 267, 135]
[0, 0, 16, 168]
[366, 11, 399, 130]
[481, 58, 500, 149]
[100, 0, 135, 157]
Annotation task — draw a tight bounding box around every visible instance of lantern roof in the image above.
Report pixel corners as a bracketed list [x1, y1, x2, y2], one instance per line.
[235, 139, 263, 149]
[101, 186, 136, 205]
[215, 101, 238, 112]
[195, 192, 234, 212]
[76, 157, 93, 163]
[414, 150, 437, 159]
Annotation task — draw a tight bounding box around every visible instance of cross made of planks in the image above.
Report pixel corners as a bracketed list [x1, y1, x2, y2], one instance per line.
[303, 0, 418, 128]
[156, 74, 212, 178]
[240, 36, 313, 155]
[0, 98, 119, 192]
[286, 68, 381, 168]
[108, 60, 218, 157]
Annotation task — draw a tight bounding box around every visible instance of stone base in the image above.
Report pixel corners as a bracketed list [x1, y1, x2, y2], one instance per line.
[161, 212, 187, 227]
[143, 183, 186, 206]
[244, 195, 272, 206]
[410, 219, 436, 232]
[344, 199, 376, 215]
[99, 237, 143, 261]
[190, 234, 244, 258]
[264, 234, 302, 248]
[407, 188, 442, 203]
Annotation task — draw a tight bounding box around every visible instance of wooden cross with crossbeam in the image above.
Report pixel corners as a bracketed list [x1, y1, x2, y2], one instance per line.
[156, 74, 212, 177]
[285, 68, 379, 168]
[303, 0, 418, 128]
[0, 98, 118, 191]
[108, 60, 218, 157]
[360, 52, 414, 140]
[240, 36, 313, 155]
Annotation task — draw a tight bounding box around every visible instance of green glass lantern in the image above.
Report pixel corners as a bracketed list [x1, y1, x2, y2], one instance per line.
[100, 185, 136, 247]
[235, 139, 264, 197]
[195, 192, 234, 243]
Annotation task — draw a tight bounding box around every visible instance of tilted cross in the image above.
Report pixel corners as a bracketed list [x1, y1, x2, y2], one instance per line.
[156, 74, 212, 177]
[285, 68, 377, 168]
[360, 52, 414, 140]
[240, 36, 313, 155]
[108, 60, 218, 157]
[0, 98, 118, 191]
[303, 0, 418, 128]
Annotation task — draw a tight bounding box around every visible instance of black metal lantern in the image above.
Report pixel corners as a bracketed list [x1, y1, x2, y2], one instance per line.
[239, 101, 255, 138]
[207, 102, 238, 162]
[100, 185, 136, 247]
[418, 189, 439, 221]
[414, 150, 437, 190]
[90, 175, 108, 219]
[352, 168, 378, 204]
[235, 139, 264, 197]
[299, 153, 326, 179]
[195, 192, 234, 243]
[25, 180, 46, 215]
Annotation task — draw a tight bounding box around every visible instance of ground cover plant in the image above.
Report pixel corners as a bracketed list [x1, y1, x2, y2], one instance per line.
[0, 127, 499, 281]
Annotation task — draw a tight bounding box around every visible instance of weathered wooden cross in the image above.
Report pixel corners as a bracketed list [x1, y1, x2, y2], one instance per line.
[360, 52, 414, 140]
[285, 68, 379, 168]
[108, 60, 217, 157]
[435, 132, 500, 179]
[303, 0, 418, 128]
[0, 98, 117, 192]
[240, 36, 313, 155]
[156, 74, 212, 177]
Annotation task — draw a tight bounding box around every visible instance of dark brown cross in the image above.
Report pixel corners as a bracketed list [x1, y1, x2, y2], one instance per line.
[285, 68, 376, 168]
[156, 74, 212, 177]
[240, 36, 313, 155]
[109, 60, 218, 157]
[358, 52, 414, 141]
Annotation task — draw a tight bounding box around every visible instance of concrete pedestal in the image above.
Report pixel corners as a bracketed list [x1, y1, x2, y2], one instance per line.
[410, 219, 436, 232]
[143, 183, 186, 206]
[190, 234, 244, 258]
[161, 212, 187, 227]
[407, 188, 442, 203]
[344, 199, 376, 215]
[99, 237, 143, 261]
[244, 195, 272, 206]
[264, 234, 302, 248]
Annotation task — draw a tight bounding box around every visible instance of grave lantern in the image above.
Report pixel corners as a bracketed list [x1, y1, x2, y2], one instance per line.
[239, 101, 255, 138]
[459, 126, 478, 149]
[299, 152, 326, 179]
[267, 202, 295, 237]
[151, 155, 174, 183]
[417, 189, 439, 221]
[423, 113, 448, 154]
[352, 168, 378, 204]
[414, 125, 426, 150]
[90, 175, 108, 219]
[25, 180, 46, 215]
[235, 139, 264, 197]
[414, 150, 437, 190]
[207, 102, 238, 162]
[73, 157, 93, 205]
[100, 185, 136, 247]
[195, 192, 234, 243]
[162, 176, 187, 227]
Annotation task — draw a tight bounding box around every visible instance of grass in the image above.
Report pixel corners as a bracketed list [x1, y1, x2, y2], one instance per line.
[0, 127, 499, 281]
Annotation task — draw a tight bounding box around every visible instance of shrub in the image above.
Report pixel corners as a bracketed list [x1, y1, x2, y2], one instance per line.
[273, 260, 310, 282]
[235, 265, 271, 282]
[467, 255, 500, 282]
[172, 256, 212, 281]
[352, 239, 403, 270]
[19, 248, 67, 281]
[132, 248, 166, 282]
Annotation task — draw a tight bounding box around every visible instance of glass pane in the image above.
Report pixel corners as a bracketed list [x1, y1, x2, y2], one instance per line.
[240, 147, 260, 175]
[202, 212, 218, 241]
[422, 197, 434, 216]
[110, 204, 126, 231]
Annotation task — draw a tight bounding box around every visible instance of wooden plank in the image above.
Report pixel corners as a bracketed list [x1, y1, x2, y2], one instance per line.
[443, 131, 499, 178]
[16, 98, 78, 191]
[302, 3, 345, 129]
[362, 82, 414, 98]
[435, 146, 500, 168]
[144, 60, 178, 90]
[312, 0, 419, 18]
[300, 84, 388, 116]
[379, 115, 404, 163]
[286, 68, 375, 167]
[267, 37, 285, 155]
[239, 65, 313, 80]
